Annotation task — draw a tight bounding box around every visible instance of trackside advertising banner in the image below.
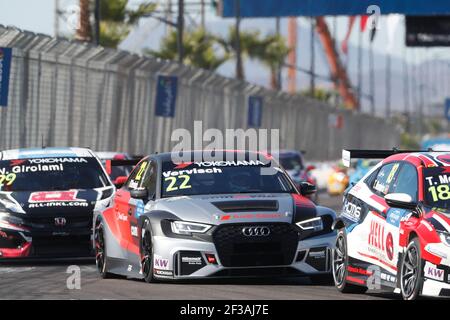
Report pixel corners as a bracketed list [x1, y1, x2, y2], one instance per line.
[155, 75, 178, 118]
[0, 47, 12, 107]
[248, 96, 263, 128]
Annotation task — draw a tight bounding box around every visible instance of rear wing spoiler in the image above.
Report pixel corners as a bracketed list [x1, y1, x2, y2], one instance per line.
[342, 149, 430, 168]
[105, 159, 141, 175]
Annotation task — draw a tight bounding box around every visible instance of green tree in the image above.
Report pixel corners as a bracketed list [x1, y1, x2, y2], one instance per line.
[251, 34, 290, 90]
[146, 28, 229, 71]
[99, 0, 157, 48]
[216, 27, 262, 80]
[217, 28, 290, 88]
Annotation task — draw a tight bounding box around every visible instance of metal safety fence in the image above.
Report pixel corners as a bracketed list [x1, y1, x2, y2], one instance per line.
[0, 25, 400, 160]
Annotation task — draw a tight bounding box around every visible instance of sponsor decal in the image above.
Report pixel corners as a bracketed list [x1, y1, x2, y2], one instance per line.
[130, 226, 138, 237]
[117, 213, 128, 222]
[26, 158, 88, 164]
[380, 272, 396, 283]
[28, 191, 89, 208]
[194, 160, 265, 167]
[29, 190, 85, 203]
[181, 256, 203, 265]
[154, 269, 173, 276]
[308, 250, 326, 259]
[29, 201, 88, 208]
[386, 208, 405, 227]
[425, 262, 444, 281]
[154, 255, 170, 270]
[342, 199, 362, 222]
[220, 213, 282, 220]
[368, 220, 394, 261]
[347, 266, 373, 276]
[134, 200, 145, 218]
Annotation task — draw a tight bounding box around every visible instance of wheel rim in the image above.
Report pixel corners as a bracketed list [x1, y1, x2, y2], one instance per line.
[141, 230, 153, 277]
[95, 225, 105, 273]
[401, 245, 419, 298]
[333, 235, 346, 286]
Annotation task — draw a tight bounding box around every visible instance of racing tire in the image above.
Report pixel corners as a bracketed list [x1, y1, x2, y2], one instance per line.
[400, 237, 423, 300]
[94, 221, 113, 279]
[332, 230, 368, 294]
[141, 220, 157, 283]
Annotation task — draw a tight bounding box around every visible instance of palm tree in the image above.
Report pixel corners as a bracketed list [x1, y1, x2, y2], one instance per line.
[252, 34, 290, 90]
[98, 0, 157, 48]
[217, 28, 290, 89]
[146, 29, 230, 71]
[216, 27, 261, 80]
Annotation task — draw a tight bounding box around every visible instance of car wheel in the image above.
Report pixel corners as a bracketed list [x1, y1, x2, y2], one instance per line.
[400, 237, 423, 300]
[332, 230, 368, 294]
[94, 221, 113, 279]
[141, 220, 157, 283]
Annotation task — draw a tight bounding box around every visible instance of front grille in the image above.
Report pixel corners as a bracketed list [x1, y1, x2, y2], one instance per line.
[23, 215, 92, 230]
[32, 235, 92, 257]
[212, 223, 299, 267]
[211, 267, 303, 277]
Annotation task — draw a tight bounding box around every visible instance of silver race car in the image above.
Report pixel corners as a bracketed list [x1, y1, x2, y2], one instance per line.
[94, 150, 336, 282]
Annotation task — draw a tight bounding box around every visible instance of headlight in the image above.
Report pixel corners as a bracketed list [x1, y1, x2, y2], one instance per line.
[296, 217, 323, 232]
[438, 232, 450, 247]
[0, 211, 24, 227]
[170, 221, 212, 235]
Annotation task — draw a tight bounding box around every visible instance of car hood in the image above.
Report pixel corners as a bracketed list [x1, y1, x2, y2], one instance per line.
[149, 193, 317, 225]
[0, 189, 100, 217]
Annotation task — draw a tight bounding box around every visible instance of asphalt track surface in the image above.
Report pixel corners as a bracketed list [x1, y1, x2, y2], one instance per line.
[0, 194, 399, 300]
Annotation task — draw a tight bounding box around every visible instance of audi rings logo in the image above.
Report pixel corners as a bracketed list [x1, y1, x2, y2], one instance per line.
[242, 226, 271, 237]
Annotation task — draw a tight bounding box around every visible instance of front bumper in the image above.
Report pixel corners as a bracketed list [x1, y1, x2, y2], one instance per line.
[151, 232, 336, 280]
[0, 222, 93, 259]
[422, 278, 450, 297]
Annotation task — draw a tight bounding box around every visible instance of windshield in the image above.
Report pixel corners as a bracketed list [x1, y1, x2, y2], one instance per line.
[423, 167, 450, 210]
[279, 154, 304, 171]
[161, 160, 296, 197]
[0, 157, 110, 192]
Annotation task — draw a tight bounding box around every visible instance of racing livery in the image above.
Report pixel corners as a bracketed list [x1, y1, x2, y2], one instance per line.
[94, 150, 337, 282]
[332, 149, 450, 299]
[0, 148, 114, 259]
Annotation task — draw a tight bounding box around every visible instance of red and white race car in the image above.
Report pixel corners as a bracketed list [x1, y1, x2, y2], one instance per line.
[332, 149, 450, 299]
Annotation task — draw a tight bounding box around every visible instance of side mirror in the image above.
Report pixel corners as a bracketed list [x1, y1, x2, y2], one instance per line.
[384, 193, 418, 211]
[113, 176, 128, 188]
[299, 182, 317, 196]
[306, 165, 316, 172]
[130, 188, 148, 200]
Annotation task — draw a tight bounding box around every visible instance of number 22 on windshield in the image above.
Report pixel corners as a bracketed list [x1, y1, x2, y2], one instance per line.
[165, 175, 191, 192]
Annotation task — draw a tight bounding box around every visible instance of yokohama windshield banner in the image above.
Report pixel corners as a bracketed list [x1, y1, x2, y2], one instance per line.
[0, 47, 12, 107]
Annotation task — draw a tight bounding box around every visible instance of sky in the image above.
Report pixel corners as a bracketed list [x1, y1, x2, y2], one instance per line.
[1, 0, 448, 63]
[0, 0, 448, 113]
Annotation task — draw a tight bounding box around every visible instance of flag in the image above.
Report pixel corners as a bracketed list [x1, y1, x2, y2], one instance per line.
[341, 16, 356, 54]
